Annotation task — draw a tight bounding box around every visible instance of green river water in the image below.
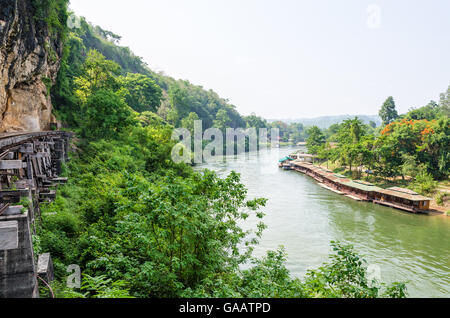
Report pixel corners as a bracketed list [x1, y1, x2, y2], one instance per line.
[195, 146, 450, 298]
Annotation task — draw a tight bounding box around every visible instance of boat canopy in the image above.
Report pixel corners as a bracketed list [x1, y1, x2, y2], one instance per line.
[279, 156, 294, 163]
[377, 187, 431, 202]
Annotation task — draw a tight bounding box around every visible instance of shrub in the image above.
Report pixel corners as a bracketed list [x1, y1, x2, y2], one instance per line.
[81, 89, 135, 140]
[435, 192, 447, 206]
[412, 170, 437, 195]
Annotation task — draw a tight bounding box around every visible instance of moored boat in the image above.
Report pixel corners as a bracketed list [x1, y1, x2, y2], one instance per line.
[280, 159, 432, 214]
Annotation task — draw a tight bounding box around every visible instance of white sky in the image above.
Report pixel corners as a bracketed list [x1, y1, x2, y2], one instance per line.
[69, 0, 450, 119]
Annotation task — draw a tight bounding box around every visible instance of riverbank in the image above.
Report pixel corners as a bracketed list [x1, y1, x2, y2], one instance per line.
[314, 162, 450, 216]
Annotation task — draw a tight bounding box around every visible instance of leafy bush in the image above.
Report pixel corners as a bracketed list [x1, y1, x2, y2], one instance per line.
[118, 73, 162, 113]
[182, 243, 407, 298]
[412, 170, 438, 195]
[435, 192, 447, 206]
[303, 242, 407, 298]
[61, 275, 133, 298]
[81, 89, 135, 140]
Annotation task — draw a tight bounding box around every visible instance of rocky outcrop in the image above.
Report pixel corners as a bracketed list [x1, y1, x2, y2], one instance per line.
[0, 0, 63, 132]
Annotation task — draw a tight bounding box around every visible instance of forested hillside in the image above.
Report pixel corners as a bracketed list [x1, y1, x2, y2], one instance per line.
[51, 15, 316, 145]
[271, 115, 382, 130]
[52, 15, 246, 131]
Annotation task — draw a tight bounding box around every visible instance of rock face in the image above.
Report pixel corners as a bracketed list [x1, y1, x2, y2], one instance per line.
[0, 0, 63, 132]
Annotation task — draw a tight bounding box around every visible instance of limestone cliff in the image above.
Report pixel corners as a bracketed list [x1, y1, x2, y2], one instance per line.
[0, 0, 63, 132]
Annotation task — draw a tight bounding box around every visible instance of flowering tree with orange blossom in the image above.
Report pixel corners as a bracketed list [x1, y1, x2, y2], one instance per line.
[374, 117, 449, 179]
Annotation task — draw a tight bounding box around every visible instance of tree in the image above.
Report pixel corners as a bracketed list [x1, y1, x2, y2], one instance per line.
[270, 121, 289, 142]
[42, 8, 414, 300]
[330, 118, 371, 174]
[94, 25, 122, 44]
[244, 114, 268, 130]
[69, 170, 267, 298]
[401, 154, 421, 180]
[168, 84, 193, 126]
[118, 73, 162, 113]
[418, 116, 450, 179]
[338, 117, 366, 144]
[306, 126, 325, 154]
[137, 112, 169, 128]
[81, 89, 135, 140]
[213, 109, 231, 132]
[407, 101, 441, 121]
[374, 117, 449, 180]
[74, 49, 121, 102]
[379, 96, 399, 126]
[317, 142, 333, 169]
[325, 123, 341, 141]
[181, 112, 200, 136]
[288, 122, 306, 143]
[303, 242, 407, 298]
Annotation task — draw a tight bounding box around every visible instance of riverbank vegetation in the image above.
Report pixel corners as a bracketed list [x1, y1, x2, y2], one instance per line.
[307, 93, 450, 213]
[29, 5, 411, 298]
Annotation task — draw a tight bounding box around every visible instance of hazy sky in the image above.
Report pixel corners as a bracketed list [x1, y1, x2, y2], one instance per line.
[69, 0, 450, 119]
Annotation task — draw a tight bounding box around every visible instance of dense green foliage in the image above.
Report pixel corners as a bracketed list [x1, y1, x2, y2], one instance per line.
[38, 9, 409, 298]
[32, 0, 69, 40]
[376, 116, 449, 180]
[118, 73, 162, 113]
[81, 89, 134, 139]
[40, 140, 268, 297]
[329, 118, 375, 172]
[310, 91, 449, 189]
[181, 242, 406, 298]
[306, 126, 326, 154]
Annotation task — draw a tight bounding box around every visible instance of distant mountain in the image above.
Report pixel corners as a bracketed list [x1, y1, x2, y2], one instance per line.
[269, 115, 382, 129]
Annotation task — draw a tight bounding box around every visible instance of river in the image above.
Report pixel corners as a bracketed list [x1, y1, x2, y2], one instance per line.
[195, 146, 450, 298]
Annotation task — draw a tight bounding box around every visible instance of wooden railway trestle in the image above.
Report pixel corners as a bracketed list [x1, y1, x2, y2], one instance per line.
[0, 131, 73, 298]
